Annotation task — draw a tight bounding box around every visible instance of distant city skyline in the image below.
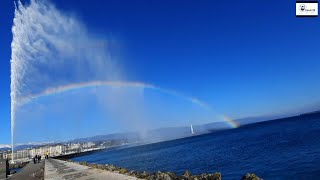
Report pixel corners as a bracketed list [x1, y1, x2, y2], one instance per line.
[1, 0, 320, 144]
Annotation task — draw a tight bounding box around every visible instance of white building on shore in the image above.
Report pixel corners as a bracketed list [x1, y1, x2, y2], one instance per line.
[0, 142, 97, 162]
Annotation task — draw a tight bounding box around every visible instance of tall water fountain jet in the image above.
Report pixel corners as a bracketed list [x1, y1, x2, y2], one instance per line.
[10, 0, 239, 161]
[10, 0, 120, 161]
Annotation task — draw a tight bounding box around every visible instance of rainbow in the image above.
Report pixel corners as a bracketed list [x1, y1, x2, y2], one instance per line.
[17, 81, 240, 128]
[221, 115, 240, 128]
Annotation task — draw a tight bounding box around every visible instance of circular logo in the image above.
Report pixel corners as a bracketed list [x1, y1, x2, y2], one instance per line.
[300, 4, 306, 11]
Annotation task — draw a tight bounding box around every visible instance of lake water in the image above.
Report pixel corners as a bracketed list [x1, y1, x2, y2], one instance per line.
[71, 113, 320, 179]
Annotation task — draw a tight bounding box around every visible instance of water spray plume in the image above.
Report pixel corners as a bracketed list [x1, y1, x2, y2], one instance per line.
[10, 0, 239, 159]
[10, 0, 119, 161]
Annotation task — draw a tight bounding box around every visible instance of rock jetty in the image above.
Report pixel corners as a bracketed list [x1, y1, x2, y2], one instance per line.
[61, 159, 262, 180]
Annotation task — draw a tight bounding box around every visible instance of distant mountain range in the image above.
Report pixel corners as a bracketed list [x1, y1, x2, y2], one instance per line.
[0, 142, 52, 152]
[0, 144, 10, 151]
[69, 121, 235, 144]
[2, 110, 319, 152]
[235, 109, 320, 125]
[302, 110, 320, 115]
[68, 110, 320, 144]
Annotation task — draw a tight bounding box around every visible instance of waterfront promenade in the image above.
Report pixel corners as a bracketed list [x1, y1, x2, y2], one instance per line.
[7, 158, 139, 180]
[45, 158, 139, 180]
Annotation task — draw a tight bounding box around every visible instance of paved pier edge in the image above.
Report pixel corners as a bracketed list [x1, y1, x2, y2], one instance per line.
[45, 158, 139, 180]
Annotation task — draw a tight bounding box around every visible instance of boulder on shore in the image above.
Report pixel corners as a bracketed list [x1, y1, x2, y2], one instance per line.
[183, 171, 192, 178]
[147, 171, 179, 180]
[191, 172, 221, 180]
[241, 173, 262, 180]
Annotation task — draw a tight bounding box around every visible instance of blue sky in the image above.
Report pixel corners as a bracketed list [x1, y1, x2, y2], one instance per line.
[1, 0, 320, 144]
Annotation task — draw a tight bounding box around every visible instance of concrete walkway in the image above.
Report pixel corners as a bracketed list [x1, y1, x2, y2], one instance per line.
[45, 158, 139, 180]
[9, 160, 44, 180]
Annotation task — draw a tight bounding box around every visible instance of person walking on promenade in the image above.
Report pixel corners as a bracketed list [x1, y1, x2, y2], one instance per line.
[45, 151, 49, 159]
[38, 155, 41, 163]
[33, 155, 37, 164]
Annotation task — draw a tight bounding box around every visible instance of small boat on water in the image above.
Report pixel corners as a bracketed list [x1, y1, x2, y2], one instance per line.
[191, 124, 195, 135]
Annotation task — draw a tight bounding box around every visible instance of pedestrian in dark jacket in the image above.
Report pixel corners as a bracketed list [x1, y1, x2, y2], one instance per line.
[33, 156, 36, 164]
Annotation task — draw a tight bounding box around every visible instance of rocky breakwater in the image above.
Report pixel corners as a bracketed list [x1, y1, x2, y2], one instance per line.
[60, 159, 262, 180]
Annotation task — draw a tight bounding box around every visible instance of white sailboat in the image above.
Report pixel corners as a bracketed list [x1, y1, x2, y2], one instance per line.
[191, 124, 194, 135]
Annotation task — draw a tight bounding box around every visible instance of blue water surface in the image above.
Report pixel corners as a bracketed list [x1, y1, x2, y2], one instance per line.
[72, 113, 320, 179]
